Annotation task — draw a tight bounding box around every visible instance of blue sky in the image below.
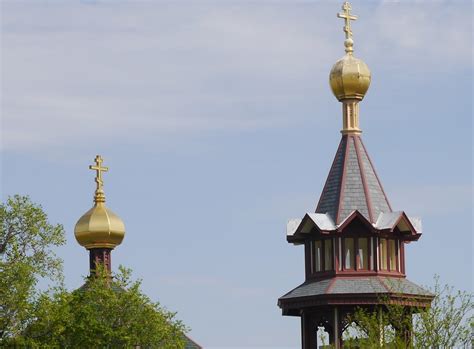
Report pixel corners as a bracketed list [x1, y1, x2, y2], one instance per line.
[1, 1, 472, 347]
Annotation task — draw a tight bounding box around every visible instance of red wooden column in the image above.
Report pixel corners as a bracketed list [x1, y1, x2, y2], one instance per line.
[394, 312, 413, 347]
[329, 307, 343, 349]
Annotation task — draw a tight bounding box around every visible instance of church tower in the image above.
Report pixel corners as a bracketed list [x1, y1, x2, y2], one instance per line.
[74, 155, 125, 274]
[72, 156, 202, 348]
[277, 3, 433, 348]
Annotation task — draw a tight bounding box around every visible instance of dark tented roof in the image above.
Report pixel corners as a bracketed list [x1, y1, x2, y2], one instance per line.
[184, 335, 202, 349]
[316, 135, 391, 224]
[279, 276, 432, 301]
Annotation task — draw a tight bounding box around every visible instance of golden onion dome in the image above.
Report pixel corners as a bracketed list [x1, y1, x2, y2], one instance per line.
[74, 202, 125, 249]
[329, 1, 371, 102]
[329, 38, 371, 101]
[74, 155, 125, 250]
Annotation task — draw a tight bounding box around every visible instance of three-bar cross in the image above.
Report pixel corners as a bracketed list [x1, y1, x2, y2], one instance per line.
[337, 1, 358, 40]
[89, 155, 109, 190]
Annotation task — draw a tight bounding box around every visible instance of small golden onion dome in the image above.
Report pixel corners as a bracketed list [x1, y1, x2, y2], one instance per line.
[74, 155, 125, 250]
[74, 202, 125, 249]
[329, 39, 371, 101]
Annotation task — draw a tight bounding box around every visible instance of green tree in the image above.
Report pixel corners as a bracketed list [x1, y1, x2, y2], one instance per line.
[413, 277, 472, 348]
[1, 196, 187, 348]
[0, 195, 65, 340]
[23, 265, 187, 348]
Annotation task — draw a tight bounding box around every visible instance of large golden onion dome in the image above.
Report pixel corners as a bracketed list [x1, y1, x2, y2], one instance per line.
[329, 2, 371, 102]
[329, 39, 371, 101]
[74, 155, 125, 250]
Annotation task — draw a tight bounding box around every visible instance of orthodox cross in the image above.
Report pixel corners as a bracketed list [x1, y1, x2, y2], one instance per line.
[89, 155, 108, 191]
[337, 1, 358, 40]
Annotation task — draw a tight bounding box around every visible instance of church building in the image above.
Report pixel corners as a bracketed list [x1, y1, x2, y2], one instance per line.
[278, 2, 433, 348]
[74, 155, 201, 349]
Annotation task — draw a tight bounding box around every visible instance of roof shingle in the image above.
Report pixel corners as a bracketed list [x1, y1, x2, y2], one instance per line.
[280, 276, 432, 300]
[279, 276, 432, 301]
[316, 135, 391, 224]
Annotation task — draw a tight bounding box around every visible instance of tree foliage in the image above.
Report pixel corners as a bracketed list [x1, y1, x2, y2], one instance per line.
[21, 266, 187, 348]
[413, 277, 473, 348]
[0, 195, 65, 339]
[1, 196, 187, 348]
[340, 276, 473, 348]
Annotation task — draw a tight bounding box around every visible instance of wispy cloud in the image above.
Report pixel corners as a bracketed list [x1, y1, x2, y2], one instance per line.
[1, 2, 470, 151]
[2, 2, 332, 151]
[371, 2, 471, 67]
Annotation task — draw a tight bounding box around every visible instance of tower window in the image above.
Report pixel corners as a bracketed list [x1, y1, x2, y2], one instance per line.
[344, 238, 354, 269]
[324, 239, 333, 271]
[310, 239, 334, 274]
[357, 238, 369, 270]
[313, 241, 322, 272]
[380, 238, 388, 270]
[389, 239, 397, 271]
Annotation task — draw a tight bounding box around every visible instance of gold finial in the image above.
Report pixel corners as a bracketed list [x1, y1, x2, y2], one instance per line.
[75, 155, 125, 250]
[330, 1, 371, 135]
[337, 1, 357, 54]
[89, 155, 108, 203]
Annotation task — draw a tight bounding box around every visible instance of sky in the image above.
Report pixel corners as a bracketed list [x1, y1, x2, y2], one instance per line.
[1, 0, 472, 347]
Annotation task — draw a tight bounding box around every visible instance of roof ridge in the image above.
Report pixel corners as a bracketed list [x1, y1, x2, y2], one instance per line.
[184, 334, 203, 349]
[336, 135, 350, 224]
[353, 135, 374, 222]
[377, 276, 392, 293]
[358, 137, 393, 212]
[315, 136, 347, 215]
[335, 135, 349, 224]
[325, 277, 338, 294]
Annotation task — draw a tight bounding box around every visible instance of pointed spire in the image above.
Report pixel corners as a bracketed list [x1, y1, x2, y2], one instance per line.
[316, 135, 392, 224]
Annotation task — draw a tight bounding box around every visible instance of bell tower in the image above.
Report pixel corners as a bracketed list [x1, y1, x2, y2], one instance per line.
[277, 3, 433, 348]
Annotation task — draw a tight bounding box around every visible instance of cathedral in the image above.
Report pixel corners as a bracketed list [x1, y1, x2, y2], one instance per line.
[278, 2, 433, 348]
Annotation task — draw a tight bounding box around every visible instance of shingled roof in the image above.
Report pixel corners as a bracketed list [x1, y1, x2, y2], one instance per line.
[316, 135, 391, 224]
[279, 277, 432, 301]
[184, 335, 202, 349]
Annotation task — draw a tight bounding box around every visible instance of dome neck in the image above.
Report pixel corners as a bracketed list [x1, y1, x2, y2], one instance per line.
[341, 99, 362, 135]
[89, 248, 112, 276]
[93, 201, 105, 208]
[94, 189, 106, 204]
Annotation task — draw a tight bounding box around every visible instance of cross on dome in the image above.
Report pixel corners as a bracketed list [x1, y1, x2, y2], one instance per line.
[89, 155, 109, 203]
[337, 1, 357, 40]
